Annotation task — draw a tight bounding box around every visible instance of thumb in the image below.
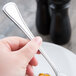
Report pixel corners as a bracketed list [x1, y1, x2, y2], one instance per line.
[16, 36, 42, 64]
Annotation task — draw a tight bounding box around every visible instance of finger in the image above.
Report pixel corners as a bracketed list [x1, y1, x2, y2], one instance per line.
[1, 36, 29, 51]
[17, 37, 42, 64]
[29, 56, 38, 66]
[26, 65, 34, 76]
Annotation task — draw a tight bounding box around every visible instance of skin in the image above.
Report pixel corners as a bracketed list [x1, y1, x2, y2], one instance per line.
[0, 36, 42, 76]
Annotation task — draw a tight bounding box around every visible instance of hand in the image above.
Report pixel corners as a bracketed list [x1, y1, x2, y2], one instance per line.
[0, 36, 42, 76]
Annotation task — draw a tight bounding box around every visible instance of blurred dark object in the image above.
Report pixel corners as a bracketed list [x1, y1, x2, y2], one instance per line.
[49, 0, 71, 45]
[36, 0, 51, 35]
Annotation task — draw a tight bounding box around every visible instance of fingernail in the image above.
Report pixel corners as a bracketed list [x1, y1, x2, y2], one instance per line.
[34, 36, 42, 45]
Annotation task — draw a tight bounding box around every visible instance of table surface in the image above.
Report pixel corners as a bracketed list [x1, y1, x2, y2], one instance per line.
[0, 0, 76, 54]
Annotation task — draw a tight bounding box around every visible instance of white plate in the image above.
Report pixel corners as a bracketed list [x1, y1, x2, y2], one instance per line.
[34, 42, 76, 76]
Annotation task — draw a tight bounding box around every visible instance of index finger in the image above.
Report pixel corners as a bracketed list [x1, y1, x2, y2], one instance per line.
[1, 36, 30, 51]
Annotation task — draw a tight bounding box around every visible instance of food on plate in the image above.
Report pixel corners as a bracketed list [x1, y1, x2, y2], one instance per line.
[39, 73, 51, 76]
